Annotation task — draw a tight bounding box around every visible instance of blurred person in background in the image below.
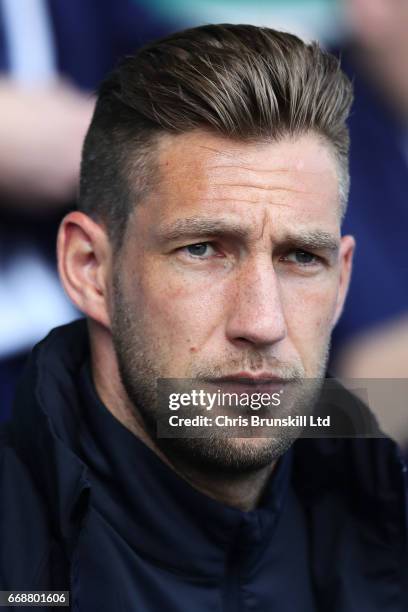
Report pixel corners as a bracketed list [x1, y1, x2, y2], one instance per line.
[329, 0, 408, 451]
[0, 0, 174, 420]
[331, 0, 408, 377]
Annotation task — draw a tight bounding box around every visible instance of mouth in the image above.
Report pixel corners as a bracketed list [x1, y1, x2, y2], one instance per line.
[202, 373, 291, 394]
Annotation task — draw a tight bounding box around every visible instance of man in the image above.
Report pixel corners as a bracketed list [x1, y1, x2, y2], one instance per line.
[1, 24, 407, 611]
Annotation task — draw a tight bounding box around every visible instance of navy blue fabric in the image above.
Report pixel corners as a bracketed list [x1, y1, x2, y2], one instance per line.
[332, 51, 408, 351]
[77, 361, 316, 611]
[0, 353, 26, 423]
[0, 0, 176, 421]
[0, 321, 407, 610]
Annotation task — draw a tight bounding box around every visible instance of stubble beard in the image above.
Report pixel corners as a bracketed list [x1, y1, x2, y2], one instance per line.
[111, 280, 330, 477]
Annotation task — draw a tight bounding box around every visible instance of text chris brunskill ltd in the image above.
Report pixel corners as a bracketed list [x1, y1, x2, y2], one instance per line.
[168, 415, 331, 428]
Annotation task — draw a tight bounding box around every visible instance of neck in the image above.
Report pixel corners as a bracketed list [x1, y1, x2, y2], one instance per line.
[168, 459, 276, 511]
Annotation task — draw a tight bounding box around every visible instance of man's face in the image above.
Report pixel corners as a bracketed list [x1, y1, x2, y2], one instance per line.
[110, 130, 354, 472]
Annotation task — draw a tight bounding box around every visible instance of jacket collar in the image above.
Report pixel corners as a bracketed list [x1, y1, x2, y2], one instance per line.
[77, 356, 294, 574]
[11, 320, 408, 604]
[11, 320, 91, 554]
[12, 320, 293, 573]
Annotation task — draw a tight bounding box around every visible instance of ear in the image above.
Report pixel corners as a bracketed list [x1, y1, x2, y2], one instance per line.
[332, 234, 355, 328]
[57, 211, 112, 329]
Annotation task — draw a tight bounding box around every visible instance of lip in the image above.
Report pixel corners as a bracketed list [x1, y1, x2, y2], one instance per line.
[211, 372, 288, 384]
[202, 373, 289, 394]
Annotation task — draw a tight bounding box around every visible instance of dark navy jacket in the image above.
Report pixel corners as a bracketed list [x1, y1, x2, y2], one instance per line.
[1, 321, 408, 611]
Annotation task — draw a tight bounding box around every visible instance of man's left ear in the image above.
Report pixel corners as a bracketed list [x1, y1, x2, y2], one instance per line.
[332, 234, 355, 328]
[57, 211, 112, 329]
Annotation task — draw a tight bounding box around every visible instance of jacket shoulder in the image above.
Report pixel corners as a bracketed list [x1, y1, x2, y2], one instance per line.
[0, 423, 66, 589]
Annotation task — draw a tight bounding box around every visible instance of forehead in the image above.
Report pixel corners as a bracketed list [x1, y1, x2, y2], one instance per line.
[135, 130, 341, 237]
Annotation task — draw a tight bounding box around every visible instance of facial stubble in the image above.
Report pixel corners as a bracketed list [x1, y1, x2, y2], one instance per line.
[111, 274, 329, 476]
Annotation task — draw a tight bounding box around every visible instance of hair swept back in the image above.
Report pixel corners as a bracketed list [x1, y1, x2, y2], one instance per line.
[79, 23, 353, 249]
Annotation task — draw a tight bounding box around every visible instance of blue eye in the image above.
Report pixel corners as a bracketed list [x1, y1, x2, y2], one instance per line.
[294, 250, 315, 264]
[285, 250, 318, 265]
[186, 243, 212, 257]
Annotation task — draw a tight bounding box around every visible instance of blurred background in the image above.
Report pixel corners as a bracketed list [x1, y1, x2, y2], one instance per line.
[0, 0, 407, 452]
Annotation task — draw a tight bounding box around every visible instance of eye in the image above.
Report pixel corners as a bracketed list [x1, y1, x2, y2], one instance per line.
[283, 250, 319, 266]
[184, 242, 216, 258]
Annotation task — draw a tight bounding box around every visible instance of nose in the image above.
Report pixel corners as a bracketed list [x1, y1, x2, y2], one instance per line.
[225, 258, 287, 349]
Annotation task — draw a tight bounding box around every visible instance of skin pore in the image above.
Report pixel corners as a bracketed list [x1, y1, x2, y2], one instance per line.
[58, 130, 354, 511]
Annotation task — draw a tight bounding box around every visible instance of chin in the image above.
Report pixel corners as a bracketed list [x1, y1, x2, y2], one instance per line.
[158, 435, 293, 477]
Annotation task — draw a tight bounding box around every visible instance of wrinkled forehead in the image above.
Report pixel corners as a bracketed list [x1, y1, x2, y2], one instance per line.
[152, 130, 341, 223]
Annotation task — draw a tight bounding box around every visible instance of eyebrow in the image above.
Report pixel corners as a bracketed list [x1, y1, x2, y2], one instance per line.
[155, 217, 248, 242]
[279, 230, 340, 253]
[155, 217, 339, 252]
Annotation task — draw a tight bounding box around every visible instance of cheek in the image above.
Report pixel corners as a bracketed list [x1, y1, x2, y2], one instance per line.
[283, 279, 339, 351]
[134, 265, 224, 350]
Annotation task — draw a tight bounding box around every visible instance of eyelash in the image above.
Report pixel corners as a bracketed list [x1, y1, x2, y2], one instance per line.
[182, 242, 321, 266]
[281, 250, 321, 266]
[184, 243, 217, 258]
